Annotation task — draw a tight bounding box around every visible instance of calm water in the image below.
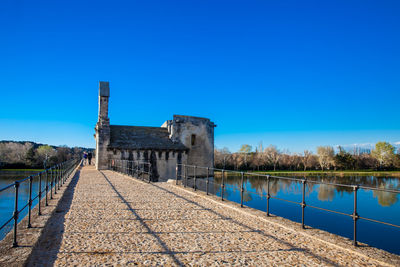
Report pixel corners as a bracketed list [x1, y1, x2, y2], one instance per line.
[188, 173, 400, 255]
[0, 171, 44, 241]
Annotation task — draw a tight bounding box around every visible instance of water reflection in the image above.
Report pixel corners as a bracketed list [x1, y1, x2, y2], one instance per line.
[204, 173, 400, 254]
[0, 171, 42, 241]
[213, 174, 400, 207]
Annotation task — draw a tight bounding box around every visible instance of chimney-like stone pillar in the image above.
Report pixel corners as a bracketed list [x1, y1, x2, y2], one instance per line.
[95, 81, 111, 170]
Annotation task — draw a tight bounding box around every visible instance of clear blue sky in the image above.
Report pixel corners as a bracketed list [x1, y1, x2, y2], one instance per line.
[1, 0, 399, 153]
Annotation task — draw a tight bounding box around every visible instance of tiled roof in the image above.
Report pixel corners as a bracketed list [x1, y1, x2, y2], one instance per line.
[109, 125, 187, 150]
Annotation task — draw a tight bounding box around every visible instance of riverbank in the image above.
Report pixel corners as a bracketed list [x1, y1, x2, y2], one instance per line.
[0, 169, 44, 172]
[250, 170, 400, 177]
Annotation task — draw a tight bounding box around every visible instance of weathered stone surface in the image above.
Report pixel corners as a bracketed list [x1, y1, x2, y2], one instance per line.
[94, 82, 215, 180]
[99, 81, 109, 97]
[0, 165, 80, 267]
[17, 167, 400, 266]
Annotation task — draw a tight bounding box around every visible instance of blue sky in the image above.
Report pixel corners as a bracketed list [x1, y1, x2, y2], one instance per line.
[1, 0, 399, 152]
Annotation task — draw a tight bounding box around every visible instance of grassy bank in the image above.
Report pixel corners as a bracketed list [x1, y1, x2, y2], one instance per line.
[250, 170, 400, 177]
[0, 169, 44, 172]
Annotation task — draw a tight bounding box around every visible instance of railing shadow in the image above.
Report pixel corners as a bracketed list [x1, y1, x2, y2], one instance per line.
[24, 169, 81, 266]
[149, 182, 341, 266]
[99, 171, 184, 266]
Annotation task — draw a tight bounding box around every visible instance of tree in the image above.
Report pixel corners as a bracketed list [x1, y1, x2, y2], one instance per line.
[56, 146, 71, 162]
[239, 144, 252, 169]
[214, 147, 231, 169]
[371, 141, 395, 169]
[264, 145, 281, 171]
[334, 151, 355, 170]
[25, 147, 36, 166]
[302, 150, 313, 171]
[36, 145, 56, 168]
[316, 146, 334, 171]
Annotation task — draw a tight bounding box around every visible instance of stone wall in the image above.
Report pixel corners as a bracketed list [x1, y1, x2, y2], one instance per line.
[164, 115, 215, 176]
[106, 149, 187, 181]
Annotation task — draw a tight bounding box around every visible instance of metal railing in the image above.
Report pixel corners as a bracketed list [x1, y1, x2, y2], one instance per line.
[0, 158, 80, 247]
[109, 159, 152, 182]
[177, 164, 400, 247]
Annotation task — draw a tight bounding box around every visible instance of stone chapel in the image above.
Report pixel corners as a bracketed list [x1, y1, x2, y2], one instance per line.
[95, 81, 215, 181]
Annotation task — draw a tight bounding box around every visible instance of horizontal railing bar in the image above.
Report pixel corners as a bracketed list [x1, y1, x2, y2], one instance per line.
[0, 158, 80, 246]
[0, 183, 15, 193]
[358, 185, 400, 194]
[18, 202, 29, 214]
[178, 164, 400, 194]
[305, 204, 352, 217]
[270, 196, 302, 205]
[0, 217, 14, 232]
[358, 216, 400, 228]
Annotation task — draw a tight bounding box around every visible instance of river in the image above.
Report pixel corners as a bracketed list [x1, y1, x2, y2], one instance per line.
[0, 171, 44, 241]
[188, 173, 400, 255]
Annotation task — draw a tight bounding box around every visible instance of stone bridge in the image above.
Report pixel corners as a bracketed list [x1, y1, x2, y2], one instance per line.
[0, 166, 399, 266]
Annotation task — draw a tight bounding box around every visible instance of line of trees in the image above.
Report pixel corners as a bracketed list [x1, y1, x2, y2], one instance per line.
[215, 141, 400, 171]
[0, 141, 92, 169]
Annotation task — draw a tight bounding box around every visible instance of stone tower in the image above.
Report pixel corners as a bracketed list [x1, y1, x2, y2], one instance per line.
[95, 81, 111, 170]
[164, 115, 215, 175]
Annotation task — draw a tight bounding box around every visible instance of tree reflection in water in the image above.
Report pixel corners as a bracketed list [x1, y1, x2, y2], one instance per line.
[213, 173, 400, 207]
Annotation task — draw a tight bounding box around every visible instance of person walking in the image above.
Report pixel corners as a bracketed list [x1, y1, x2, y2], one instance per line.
[83, 152, 88, 165]
[88, 152, 93, 165]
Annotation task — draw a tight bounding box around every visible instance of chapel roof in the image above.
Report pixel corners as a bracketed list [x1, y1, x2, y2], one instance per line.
[108, 125, 187, 150]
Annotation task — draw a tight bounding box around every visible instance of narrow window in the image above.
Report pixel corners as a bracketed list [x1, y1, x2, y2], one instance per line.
[191, 134, 196, 146]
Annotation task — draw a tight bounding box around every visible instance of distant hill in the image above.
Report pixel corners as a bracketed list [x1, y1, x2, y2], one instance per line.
[0, 140, 94, 169]
[0, 140, 94, 151]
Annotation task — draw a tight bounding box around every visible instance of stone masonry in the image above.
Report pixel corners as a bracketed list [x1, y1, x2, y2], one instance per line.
[20, 166, 400, 266]
[95, 81, 215, 181]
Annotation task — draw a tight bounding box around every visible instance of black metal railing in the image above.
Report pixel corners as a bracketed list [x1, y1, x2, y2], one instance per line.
[0, 158, 80, 247]
[109, 159, 152, 182]
[177, 164, 400, 247]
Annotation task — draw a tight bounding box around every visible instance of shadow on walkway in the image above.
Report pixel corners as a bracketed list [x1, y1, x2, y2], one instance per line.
[149, 181, 340, 266]
[24, 169, 81, 266]
[100, 171, 184, 266]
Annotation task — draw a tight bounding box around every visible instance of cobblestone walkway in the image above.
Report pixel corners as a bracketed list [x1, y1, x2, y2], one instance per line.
[26, 166, 399, 266]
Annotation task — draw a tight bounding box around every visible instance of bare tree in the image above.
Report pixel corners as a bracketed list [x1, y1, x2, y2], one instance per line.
[37, 145, 56, 168]
[302, 150, 313, 171]
[214, 147, 231, 169]
[316, 146, 334, 171]
[264, 145, 281, 171]
[239, 144, 252, 169]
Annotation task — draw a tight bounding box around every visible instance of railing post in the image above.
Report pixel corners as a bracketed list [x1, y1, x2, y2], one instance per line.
[184, 165, 187, 188]
[38, 172, 42, 215]
[57, 166, 60, 191]
[136, 161, 139, 179]
[60, 164, 63, 187]
[148, 163, 151, 183]
[301, 178, 306, 229]
[62, 163, 65, 184]
[353, 185, 359, 246]
[221, 170, 225, 201]
[240, 172, 244, 207]
[45, 170, 49, 206]
[50, 168, 54, 199]
[54, 167, 57, 195]
[266, 175, 270, 216]
[175, 164, 178, 185]
[193, 166, 197, 191]
[27, 176, 33, 228]
[206, 167, 210, 195]
[12, 181, 19, 247]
